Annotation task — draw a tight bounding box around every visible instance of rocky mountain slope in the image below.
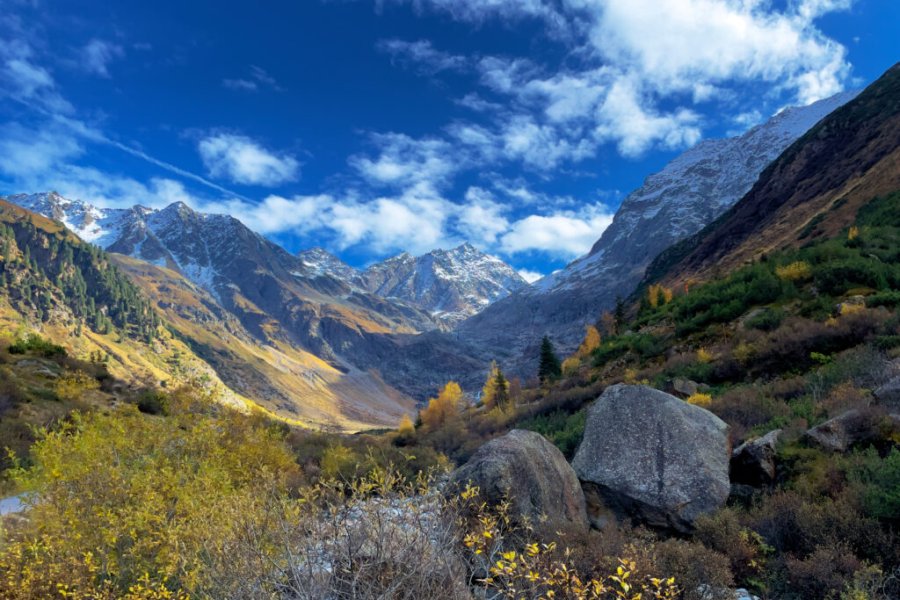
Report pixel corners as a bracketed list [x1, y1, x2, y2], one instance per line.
[0, 199, 243, 405]
[4, 193, 455, 424]
[647, 62, 900, 290]
[298, 243, 526, 327]
[455, 90, 857, 374]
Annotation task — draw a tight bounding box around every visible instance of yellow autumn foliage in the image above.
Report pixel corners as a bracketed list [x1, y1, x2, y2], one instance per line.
[0, 390, 298, 598]
[561, 356, 582, 376]
[421, 381, 465, 430]
[577, 325, 602, 357]
[647, 284, 674, 308]
[686, 393, 713, 407]
[775, 260, 812, 282]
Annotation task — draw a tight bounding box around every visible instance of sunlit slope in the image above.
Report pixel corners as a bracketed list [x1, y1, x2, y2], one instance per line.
[113, 255, 416, 431]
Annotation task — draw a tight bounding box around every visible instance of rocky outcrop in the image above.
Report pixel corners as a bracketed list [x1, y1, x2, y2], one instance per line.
[730, 430, 780, 487]
[449, 429, 589, 534]
[805, 409, 900, 452]
[572, 385, 730, 533]
[874, 374, 900, 408]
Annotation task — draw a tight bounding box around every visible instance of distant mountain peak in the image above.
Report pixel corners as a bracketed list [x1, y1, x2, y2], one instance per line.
[360, 242, 526, 326]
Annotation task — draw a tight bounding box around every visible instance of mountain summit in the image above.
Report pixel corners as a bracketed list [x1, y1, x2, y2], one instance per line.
[298, 242, 526, 326]
[456, 90, 858, 372]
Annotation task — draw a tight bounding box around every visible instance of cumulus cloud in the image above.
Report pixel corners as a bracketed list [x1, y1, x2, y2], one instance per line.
[583, 0, 851, 104]
[500, 203, 615, 257]
[80, 39, 123, 77]
[198, 133, 300, 186]
[517, 269, 544, 283]
[350, 133, 458, 187]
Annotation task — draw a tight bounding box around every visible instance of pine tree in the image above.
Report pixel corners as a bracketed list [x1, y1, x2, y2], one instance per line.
[614, 296, 626, 331]
[538, 335, 561, 383]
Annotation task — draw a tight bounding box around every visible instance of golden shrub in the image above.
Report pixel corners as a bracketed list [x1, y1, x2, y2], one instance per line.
[562, 356, 582, 376]
[686, 393, 713, 407]
[775, 261, 812, 282]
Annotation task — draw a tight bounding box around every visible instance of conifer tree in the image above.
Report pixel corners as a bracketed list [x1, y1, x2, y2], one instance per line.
[538, 335, 561, 383]
[614, 296, 626, 331]
[481, 361, 510, 411]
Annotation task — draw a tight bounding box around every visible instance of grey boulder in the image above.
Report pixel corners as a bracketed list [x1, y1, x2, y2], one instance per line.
[572, 384, 730, 533]
[730, 429, 781, 486]
[802, 409, 898, 452]
[874, 375, 900, 408]
[449, 429, 589, 534]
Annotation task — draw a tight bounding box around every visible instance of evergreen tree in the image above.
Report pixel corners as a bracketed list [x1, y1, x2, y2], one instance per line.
[614, 296, 626, 331]
[538, 335, 561, 383]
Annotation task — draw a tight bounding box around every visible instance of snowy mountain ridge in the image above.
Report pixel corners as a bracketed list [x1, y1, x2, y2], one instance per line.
[299, 242, 527, 326]
[456, 89, 859, 373]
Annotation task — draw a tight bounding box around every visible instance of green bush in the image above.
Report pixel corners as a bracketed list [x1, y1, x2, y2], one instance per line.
[517, 408, 586, 459]
[849, 448, 900, 522]
[8, 334, 66, 358]
[745, 307, 785, 331]
[866, 290, 900, 309]
[813, 257, 888, 296]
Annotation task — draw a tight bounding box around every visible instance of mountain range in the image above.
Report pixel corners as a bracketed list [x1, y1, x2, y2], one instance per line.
[298, 243, 526, 327]
[1, 80, 874, 427]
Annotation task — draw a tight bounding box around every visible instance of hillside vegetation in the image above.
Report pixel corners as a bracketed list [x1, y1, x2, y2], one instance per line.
[391, 191, 900, 598]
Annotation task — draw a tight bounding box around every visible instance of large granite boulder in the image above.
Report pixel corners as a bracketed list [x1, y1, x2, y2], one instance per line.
[572, 384, 730, 533]
[449, 429, 589, 533]
[730, 429, 781, 487]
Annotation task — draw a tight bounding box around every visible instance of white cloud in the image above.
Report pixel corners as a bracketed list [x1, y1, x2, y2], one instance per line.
[594, 74, 701, 156]
[198, 133, 300, 186]
[80, 39, 123, 77]
[0, 38, 72, 113]
[350, 133, 458, 187]
[377, 39, 468, 74]
[223, 65, 281, 92]
[456, 187, 510, 245]
[517, 269, 543, 283]
[221, 193, 329, 234]
[0, 122, 83, 176]
[500, 203, 614, 257]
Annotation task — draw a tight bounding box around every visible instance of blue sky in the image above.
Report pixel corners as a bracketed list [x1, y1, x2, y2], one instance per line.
[0, 0, 897, 280]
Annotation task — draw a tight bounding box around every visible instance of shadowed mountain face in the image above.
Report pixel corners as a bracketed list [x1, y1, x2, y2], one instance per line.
[453, 91, 857, 376]
[646, 62, 900, 290]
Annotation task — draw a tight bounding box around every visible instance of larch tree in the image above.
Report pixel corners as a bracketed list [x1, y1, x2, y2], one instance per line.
[420, 381, 465, 431]
[482, 361, 511, 411]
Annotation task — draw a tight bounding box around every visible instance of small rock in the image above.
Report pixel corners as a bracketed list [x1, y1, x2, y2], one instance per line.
[803, 409, 896, 452]
[449, 429, 589, 534]
[730, 429, 780, 486]
[874, 375, 900, 408]
[672, 377, 699, 397]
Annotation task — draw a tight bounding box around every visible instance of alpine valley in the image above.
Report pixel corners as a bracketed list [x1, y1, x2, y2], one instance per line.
[0, 86, 863, 429]
[1, 15, 899, 595]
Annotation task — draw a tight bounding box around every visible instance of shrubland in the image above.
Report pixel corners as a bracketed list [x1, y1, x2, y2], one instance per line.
[1, 195, 900, 598]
